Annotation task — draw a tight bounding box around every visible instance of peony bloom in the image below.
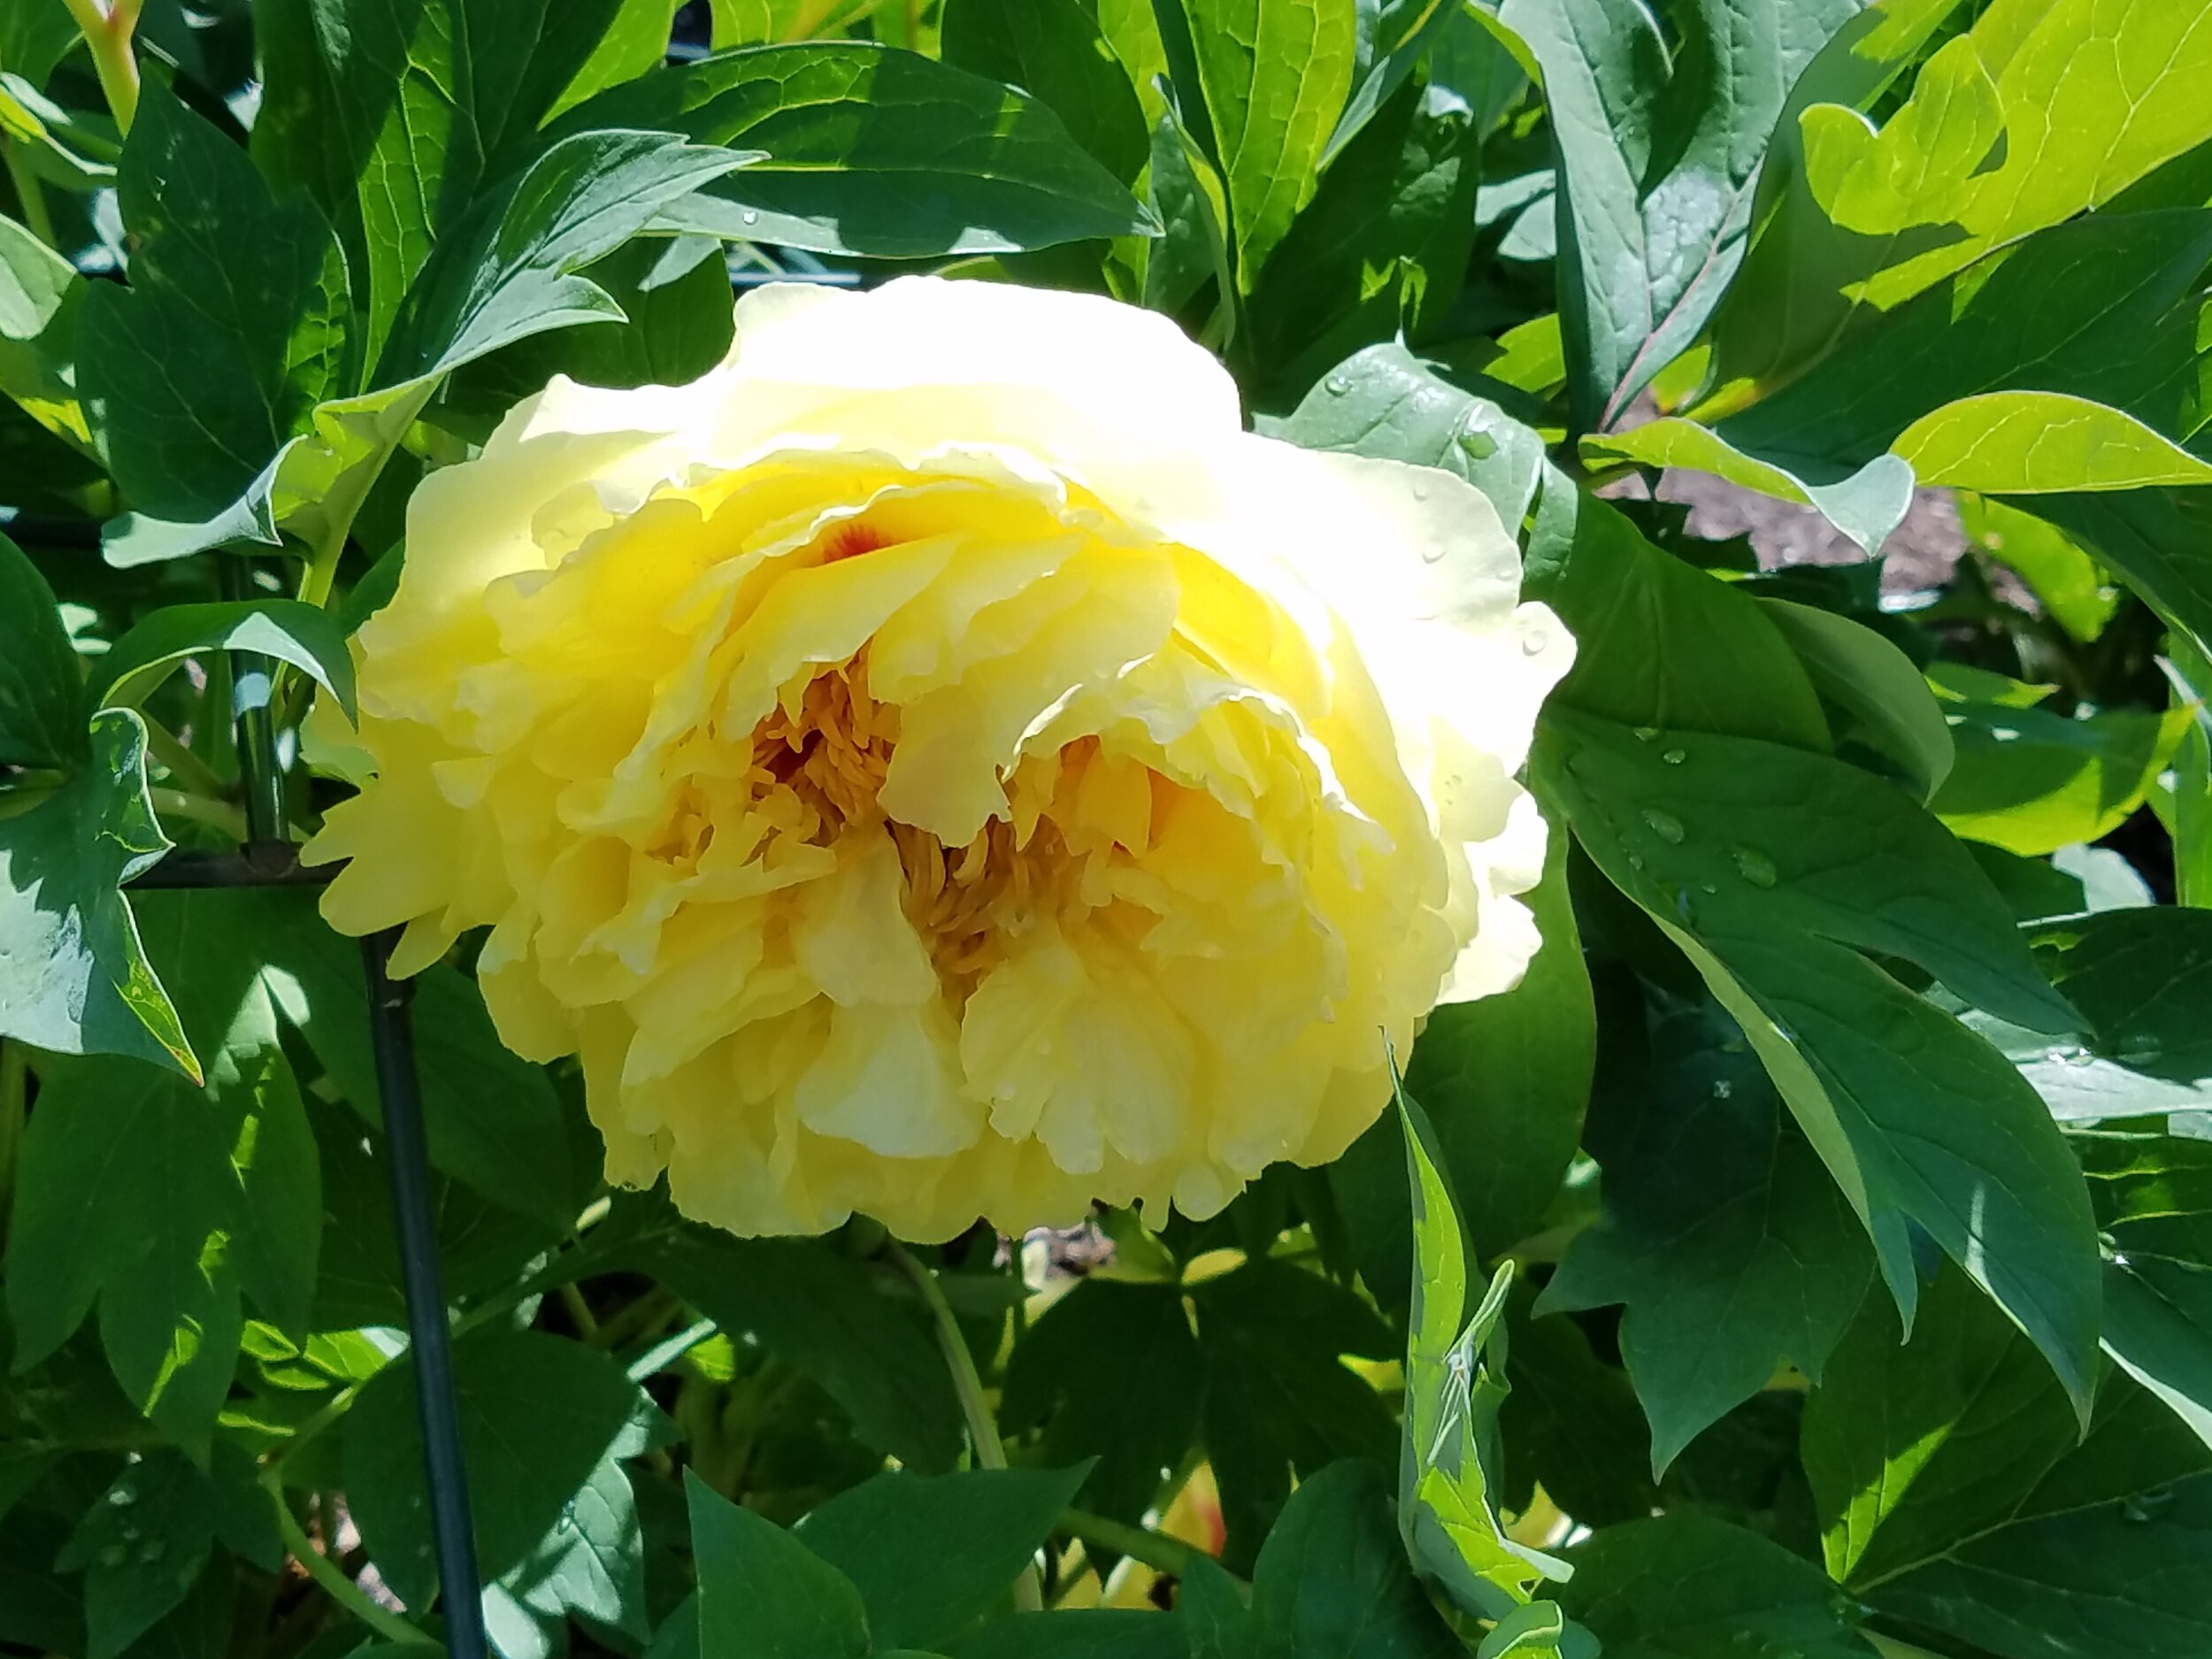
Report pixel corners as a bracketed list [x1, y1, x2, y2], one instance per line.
[305, 278, 1571, 1240]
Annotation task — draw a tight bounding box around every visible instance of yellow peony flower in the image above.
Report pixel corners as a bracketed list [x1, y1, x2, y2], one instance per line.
[305, 278, 1571, 1240]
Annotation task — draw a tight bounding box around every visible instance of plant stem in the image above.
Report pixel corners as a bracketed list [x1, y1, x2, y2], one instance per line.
[1054, 1509, 1206, 1580]
[142, 715, 226, 799]
[274, 1493, 437, 1647]
[58, 0, 142, 134]
[150, 786, 250, 843]
[887, 1241, 1041, 1612]
[4, 141, 56, 246]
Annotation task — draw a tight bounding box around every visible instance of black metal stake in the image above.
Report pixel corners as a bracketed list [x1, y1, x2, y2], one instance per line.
[364, 928, 490, 1659]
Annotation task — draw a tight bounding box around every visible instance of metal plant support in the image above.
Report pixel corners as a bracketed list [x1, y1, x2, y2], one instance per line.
[126, 567, 492, 1659]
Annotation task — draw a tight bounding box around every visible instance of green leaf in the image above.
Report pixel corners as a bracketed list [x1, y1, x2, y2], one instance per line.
[1246, 68, 1481, 397]
[0, 211, 88, 449]
[375, 127, 749, 385]
[2031, 488, 2212, 659]
[1798, 32, 2000, 235]
[1495, 0, 1866, 431]
[1002, 1279, 1202, 1529]
[1542, 999, 1874, 1474]
[941, 0, 1151, 184]
[95, 601, 357, 722]
[1152, 0, 1359, 288]
[1499, 1286, 1658, 1528]
[0, 709, 194, 1079]
[1579, 419, 1916, 559]
[557, 42, 1153, 257]
[1138, 104, 1232, 319]
[1801, 1265, 2082, 1586]
[687, 1471, 872, 1659]
[1526, 479, 1831, 751]
[1557, 1514, 1877, 1658]
[797, 1466, 1092, 1649]
[1250, 1460, 1464, 1658]
[78, 85, 352, 526]
[1757, 598, 1955, 801]
[1396, 1078, 1563, 1618]
[1535, 708, 2102, 1417]
[1402, 820, 1593, 1263]
[1957, 494, 2119, 643]
[1828, 0, 2212, 311]
[1274, 342, 1546, 531]
[1189, 1258, 1397, 1572]
[1717, 211, 2212, 485]
[347, 1329, 658, 1609]
[641, 1231, 965, 1472]
[57, 1451, 218, 1659]
[1326, 0, 1469, 163]
[0, 530, 85, 768]
[1932, 698, 2189, 857]
[2078, 1124, 2212, 1448]
[946, 1610, 1184, 1658]
[253, 887, 579, 1225]
[4, 889, 319, 1448]
[0, 4, 83, 88]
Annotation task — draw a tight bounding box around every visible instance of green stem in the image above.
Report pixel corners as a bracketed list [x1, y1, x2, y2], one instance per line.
[0, 1039, 26, 1239]
[58, 0, 141, 134]
[887, 1242, 1041, 1611]
[4, 141, 56, 246]
[142, 716, 226, 799]
[150, 786, 249, 843]
[1054, 1509, 1206, 1580]
[274, 1492, 437, 1647]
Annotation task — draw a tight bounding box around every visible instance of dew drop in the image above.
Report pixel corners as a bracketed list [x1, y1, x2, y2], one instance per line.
[1732, 847, 1778, 887]
[1712, 1079, 1733, 1100]
[2046, 1043, 2094, 1067]
[96, 1546, 127, 1569]
[740, 209, 760, 226]
[1520, 627, 1548, 657]
[1699, 881, 1719, 895]
[1324, 374, 1351, 396]
[1641, 808, 1685, 844]
[1409, 477, 1432, 502]
[1661, 747, 1686, 765]
[1420, 538, 1449, 564]
[1632, 725, 1662, 743]
[1626, 853, 1646, 872]
[557, 1503, 578, 1535]
[1456, 426, 1496, 460]
[136, 1540, 165, 1565]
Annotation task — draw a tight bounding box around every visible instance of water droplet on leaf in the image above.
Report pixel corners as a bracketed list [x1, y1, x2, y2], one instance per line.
[1732, 848, 1778, 887]
[1456, 426, 1496, 460]
[1662, 748, 1686, 764]
[1633, 726, 1662, 743]
[1641, 808, 1685, 844]
[1324, 374, 1350, 396]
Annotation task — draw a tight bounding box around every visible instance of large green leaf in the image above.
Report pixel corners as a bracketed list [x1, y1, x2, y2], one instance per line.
[640, 1231, 965, 1472]
[0, 710, 194, 1079]
[1494, 0, 1866, 432]
[1716, 211, 2212, 482]
[0, 211, 88, 449]
[1579, 419, 1915, 558]
[94, 600, 357, 721]
[1402, 823, 1593, 1263]
[1274, 342, 1547, 530]
[376, 127, 749, 384]
[78, 86, 352, 526]
[1542, 999, 1873, 1473]
[1956, 494, 2120, 643]
[1189, 1257, 1397, 1572]
[1002, 1279, 1202, 1528]
[56, 1451, 219, 1659]
[0, 531, 85, 769]
[1801, 1266, 2084, 1586]
[1536, 709, 2101, 1415]
[2078, 1124, 2212, 1448]
[796, 1467, 1092, 1650]
[1557, 1515, 1878, 1658]
[941, 0, 1150, 185]
[687, 1471, 872, 1659]
[1152, 0, 1358, 288]
[1246, 68, 1482, 396]
[1932, 697, 2189, 857]
[1757, 597, 1954, 802]
[4, 889, 319, 1449]
[1525, 478, 1830, 750]
[2024, 488, 2212, 658]
[1250, 1459, 1465, 1658]
[556, 42, 1153, 257]
[346, 1329, 659, 1611]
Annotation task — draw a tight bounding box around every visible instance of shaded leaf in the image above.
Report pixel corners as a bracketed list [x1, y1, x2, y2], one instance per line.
[687, 1471, 871, 1658]
[96, 601, 357, 722]
[0, 530, 85, 768]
